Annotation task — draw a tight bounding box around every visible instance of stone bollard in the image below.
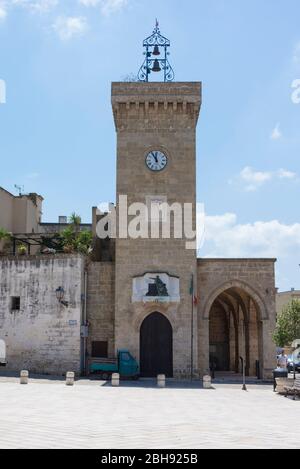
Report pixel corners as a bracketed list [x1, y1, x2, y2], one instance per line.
[157, 374, 166, 388]
[203, 375, 212, 389]
[20, 370, 29, 384]
[66, 371, 75, 386]
[111, 373, 120, 387]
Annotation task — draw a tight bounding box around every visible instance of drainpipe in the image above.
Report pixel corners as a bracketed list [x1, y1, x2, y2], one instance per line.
[81, 267, 88, 376]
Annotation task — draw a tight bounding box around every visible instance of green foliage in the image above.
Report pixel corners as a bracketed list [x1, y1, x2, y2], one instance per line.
[0, 228, 11, 241]
[75, 230, 93, 254]
[69, 213, 81, 228]
[17, 244, 27, 255]
[69, 212, 81, 225]
[60, 226, 76, 252]
[273, 299, 300, 347]
[60, 217, 92, 255]
[0, 228, 12, 254]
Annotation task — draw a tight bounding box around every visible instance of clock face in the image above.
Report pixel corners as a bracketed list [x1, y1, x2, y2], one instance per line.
[145, 150, 168, 172]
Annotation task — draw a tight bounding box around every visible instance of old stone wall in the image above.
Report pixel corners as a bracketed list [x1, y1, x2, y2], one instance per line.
[86, 262, 115, 359]
[0, 254, 84, 375]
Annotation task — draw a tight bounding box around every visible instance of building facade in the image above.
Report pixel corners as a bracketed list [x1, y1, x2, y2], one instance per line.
[0, 187, 43, 234]
[0, 81, 277, 379]
[276, 289, 300, 319]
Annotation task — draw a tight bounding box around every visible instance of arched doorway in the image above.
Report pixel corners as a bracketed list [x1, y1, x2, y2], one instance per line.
[208, 286, 262, 377]
[140, 312, 173, 377]
[209, 305, 230, 371]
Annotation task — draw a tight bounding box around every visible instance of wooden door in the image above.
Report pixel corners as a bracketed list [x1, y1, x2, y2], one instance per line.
[140, 312, 173, 377]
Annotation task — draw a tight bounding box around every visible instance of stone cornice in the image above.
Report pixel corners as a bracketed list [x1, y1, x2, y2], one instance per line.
[111, 82, 202, 131]
[197, 258, 277, 263]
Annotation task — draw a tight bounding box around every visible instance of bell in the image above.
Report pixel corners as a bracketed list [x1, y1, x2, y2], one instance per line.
[152, 45, 160, 56]
[152, 59, 161, 72]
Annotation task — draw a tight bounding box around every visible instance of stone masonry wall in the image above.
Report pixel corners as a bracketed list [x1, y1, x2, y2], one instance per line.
[112, 82, 201, 378]
[0, 254, 84, 375]
[86, 262, 115, 359]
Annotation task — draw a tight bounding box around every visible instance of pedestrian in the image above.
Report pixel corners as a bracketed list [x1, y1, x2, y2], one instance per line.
[277, 350, 288, 369]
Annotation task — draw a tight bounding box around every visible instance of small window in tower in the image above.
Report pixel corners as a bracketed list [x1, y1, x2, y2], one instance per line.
[92, 341, 108, 358]
[11, 297, 20, 311]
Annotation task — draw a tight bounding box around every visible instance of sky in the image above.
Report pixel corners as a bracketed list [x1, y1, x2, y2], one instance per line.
[0, 0, 300, 291]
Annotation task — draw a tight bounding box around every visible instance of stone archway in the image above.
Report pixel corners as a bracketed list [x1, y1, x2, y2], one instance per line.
[203, 279, 268, 321]
[140, 312, 173, 377]
[206, 282, 264, 377]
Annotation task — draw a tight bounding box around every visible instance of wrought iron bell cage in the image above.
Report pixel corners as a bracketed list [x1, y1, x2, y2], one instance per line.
[138, 21, 175, 83]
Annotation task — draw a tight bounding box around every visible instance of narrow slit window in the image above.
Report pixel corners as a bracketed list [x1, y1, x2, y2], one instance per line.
[11, 297, 20, 311]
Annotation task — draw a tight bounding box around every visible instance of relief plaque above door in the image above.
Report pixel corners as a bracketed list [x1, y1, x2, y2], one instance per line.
[132, 272, 180, 304]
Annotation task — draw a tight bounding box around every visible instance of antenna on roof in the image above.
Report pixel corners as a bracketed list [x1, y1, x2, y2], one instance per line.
[14, 184, 24, 196]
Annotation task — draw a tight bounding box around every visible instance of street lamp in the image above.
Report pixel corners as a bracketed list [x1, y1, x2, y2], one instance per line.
[55, 287, 69, 307]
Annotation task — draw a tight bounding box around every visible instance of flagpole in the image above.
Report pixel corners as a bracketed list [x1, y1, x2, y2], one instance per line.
[190, 272, 194, 381]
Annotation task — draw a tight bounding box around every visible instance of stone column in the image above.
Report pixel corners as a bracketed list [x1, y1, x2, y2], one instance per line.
[198, 317, 210, 376]
[261, 318, 276, 379]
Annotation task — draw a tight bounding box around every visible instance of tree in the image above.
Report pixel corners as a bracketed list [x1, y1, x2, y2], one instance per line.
[75, 230, 93, 254]
[273, 299, 300, 347]
[0, 228, 11, 242]
[0, 228, 12, 254]
[69, 213, 81, 233]
[60, 215, 92, 255]
[60, 226, 76, 253]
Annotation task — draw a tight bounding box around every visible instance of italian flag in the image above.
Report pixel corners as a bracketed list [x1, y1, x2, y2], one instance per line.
[190, 275, 198, 305]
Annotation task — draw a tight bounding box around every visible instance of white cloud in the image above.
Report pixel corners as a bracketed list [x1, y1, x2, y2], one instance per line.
[239, 166, 272, 191]
[270, 122, 282, 140]
[79, 0, 128, 16]
[101, 0, 127, 15]
[197, 212, 300, 290]
[12, 0, 58, 13]
[240, 166, 272, 184]
[52, 16, 88, 40]
[1, 0, 127, 30]
[0, 2, 7, 20]
[231, 166, 298, 192]
[277, 168, 297, 179]
[0, 1, 59, 22]
[79, 0, 100, 5]
[199, 212, 300, 259]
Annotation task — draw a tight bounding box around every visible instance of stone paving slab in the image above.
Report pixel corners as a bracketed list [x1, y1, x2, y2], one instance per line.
[0, 377, 298, 449]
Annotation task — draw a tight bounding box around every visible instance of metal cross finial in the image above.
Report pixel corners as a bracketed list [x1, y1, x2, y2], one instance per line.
[138, 22, 175, 83]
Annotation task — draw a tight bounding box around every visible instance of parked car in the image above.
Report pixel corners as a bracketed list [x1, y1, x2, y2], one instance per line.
[287, 354, 300, 373]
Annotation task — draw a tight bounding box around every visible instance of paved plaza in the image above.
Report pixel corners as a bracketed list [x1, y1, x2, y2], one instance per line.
[0, 375, 298, 449]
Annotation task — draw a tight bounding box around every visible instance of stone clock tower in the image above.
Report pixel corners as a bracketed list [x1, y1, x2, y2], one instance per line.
[0, 27, 277, 381]
[112, 82, 202, 378]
